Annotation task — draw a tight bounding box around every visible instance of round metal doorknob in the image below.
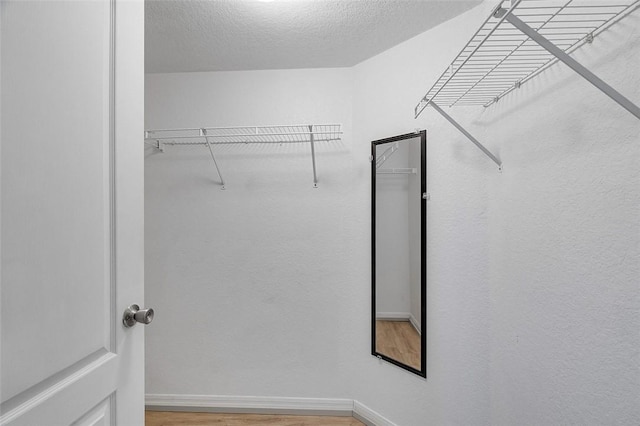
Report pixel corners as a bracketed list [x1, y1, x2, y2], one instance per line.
[123, 304, 154, 328]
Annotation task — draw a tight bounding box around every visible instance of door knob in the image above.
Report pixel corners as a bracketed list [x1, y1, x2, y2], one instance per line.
[123, 304, 154, 328]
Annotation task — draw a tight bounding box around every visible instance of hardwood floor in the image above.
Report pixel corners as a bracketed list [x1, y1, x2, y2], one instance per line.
[375, 319, 421, 370]
[145, 411, 365, 426]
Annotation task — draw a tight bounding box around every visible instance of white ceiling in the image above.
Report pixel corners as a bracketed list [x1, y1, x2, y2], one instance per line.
[145, 0, 481, 73]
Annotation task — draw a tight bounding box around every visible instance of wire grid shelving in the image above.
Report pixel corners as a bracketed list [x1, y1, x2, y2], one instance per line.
[144, 124, 342, 189]
[415, 0, 640, 116]
[144, 124, 342, 146]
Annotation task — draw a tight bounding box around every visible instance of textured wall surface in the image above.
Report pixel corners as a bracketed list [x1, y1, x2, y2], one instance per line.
[351, 2, 640, 425]
[351, 6, 495, 424]
[145, 2, 640, 424]
[145, 68, 358, 398]
[483, 9, 640, 426]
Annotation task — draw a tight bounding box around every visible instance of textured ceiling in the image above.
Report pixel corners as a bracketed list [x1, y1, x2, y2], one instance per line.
[145, 0, 481, 73]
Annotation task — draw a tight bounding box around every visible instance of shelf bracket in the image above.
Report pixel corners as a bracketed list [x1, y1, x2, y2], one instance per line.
[497, 7, 640, 120]
[144, 131, 164, 152]
[375, 142, 399, 169]
[309, 125, 318, 188]
[144, 139, 164, 152]
[429, 101, 502, 170]
[201, 129, 226, 190]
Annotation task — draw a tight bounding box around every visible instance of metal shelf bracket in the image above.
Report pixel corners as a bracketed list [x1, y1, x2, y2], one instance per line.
[496, 6, 640, 120]
[144, 139, 164, 152]
[430, 101, 502, 171]
[375, 142, 399, 169]
[414, 0, 639, 171]
[144, 131, 164, 152]
[201, 128, 226, 190]
[308, 125, 318, 188]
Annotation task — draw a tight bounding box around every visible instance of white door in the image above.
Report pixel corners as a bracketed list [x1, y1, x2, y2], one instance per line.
[1, 0, 144, 425]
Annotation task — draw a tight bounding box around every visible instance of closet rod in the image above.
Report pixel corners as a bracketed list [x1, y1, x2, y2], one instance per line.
[377, 168, 417, 174]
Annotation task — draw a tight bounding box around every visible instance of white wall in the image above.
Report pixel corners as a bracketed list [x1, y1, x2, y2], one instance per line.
[144, 68, 360, 399]
[351, 2, 640, 425]
[145, 2, 640, 425]
[484, 11, 640, 426]
[351, 5, 495, 424]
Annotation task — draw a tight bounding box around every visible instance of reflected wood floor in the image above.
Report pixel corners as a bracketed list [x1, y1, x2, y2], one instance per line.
[375, 320, 421, 370]
[145, 411, 365, 425]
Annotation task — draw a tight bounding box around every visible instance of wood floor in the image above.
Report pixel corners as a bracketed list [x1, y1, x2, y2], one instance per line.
[145, 322, 419, 425]
[375, 320, 421, 370]
[145, 411, 365, 426]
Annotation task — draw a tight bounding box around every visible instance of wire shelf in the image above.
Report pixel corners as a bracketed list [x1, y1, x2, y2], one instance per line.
[144, 124, 342, 145]
[415, 0, 639, 117]
[144, 124, 342, 188]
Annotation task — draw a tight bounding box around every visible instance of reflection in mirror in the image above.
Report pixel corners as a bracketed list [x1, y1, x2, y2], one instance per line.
[372, 131, 426, 378]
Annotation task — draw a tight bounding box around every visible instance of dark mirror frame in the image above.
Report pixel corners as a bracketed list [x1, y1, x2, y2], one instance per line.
[371, 130, 427, 378]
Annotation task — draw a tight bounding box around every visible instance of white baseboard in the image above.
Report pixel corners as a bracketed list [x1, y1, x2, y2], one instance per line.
[145, 394, 353, 417]
[409, 313, 422, 335]
[377, 312, 421, 335]
[353, 400, 398, 426]
[145, 394, 397, 426]
[376, 312, 410, 321]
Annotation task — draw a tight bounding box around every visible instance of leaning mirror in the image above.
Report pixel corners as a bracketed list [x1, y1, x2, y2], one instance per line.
[371, 130, 426, 378]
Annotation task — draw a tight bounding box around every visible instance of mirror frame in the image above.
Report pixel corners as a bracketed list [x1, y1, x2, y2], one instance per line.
[371, 130, 426, 378]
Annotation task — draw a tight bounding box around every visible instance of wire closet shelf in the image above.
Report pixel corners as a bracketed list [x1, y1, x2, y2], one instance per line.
[144, 124, 342, 146]
[144, 124, 343, 189]
[415, 0, 640, 116]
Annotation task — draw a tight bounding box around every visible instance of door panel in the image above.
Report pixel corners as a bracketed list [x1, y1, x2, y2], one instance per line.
[0, 0, 144, 424]
[71, 397, 113, 426]
[1, 0, 112, 403]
